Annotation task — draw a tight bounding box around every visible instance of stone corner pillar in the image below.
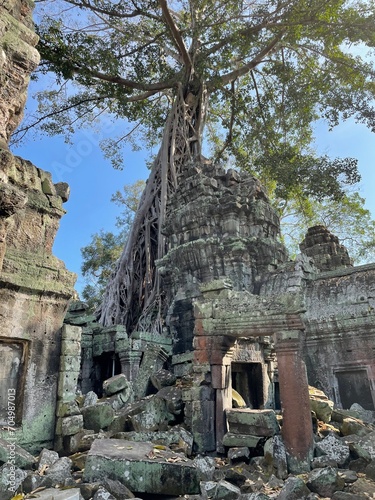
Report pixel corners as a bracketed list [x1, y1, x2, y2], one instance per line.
[275, 330, 314, 473]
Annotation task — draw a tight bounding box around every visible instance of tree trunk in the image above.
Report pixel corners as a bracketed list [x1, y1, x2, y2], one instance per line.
[98, 80, 208, 332]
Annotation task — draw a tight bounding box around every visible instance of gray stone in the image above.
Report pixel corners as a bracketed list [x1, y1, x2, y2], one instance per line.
[228, 447, 250, 462]
[339, 469, 358, 483]
[226, 409, 279, 437]
[44, 457, 73, 486]
[55, 182, 71, 202]
[150, 369, 177, 390]
[56, 400, 81, 417]
[277, 476, 311, 500]
[92, 487, 116, 500]
[315, 433, 351, 466]
[22, 471, 44, 493]
[0, 463, 27, 500]
[27, 488, 83, 499]
[0, 437, 36, 469]
[101, 478, 135, 499]
[129, 397, 175, 432]
[81, 403, 115, 432]
[309, 386, 334, 423]
[350, 430, 375, 459]
[266, 474, 284, 489]
[240, 495, 270, 500]
[348, 477, 375, 497]
[364, 460, 375, 481]
[263, 435, 288, 480]
[38, 448, 59, 472]
[350, 403, 375, 424]
[155, 386, 183, 414]
[83, 391, 98, 407]
[193, 455, 216, 481]
[222, 433, 261, 449]
[311, 455, 338, 469]
[214, 479, 241, 499]
[306, 467, 345, 497]
[103, 374, 130, 396]
[349, 457, 370, 472]
[83, 439, 200, 495]
[200, 480, 217, 498]
[332, 493, 369, 500]
[62, 414, 84, 436]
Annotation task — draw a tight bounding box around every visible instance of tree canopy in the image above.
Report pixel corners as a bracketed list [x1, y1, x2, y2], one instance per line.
[20, 0, 375, 330]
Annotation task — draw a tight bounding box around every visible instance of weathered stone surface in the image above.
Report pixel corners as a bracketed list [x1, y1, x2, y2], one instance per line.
[150, 368, 177, 390]
[364, 460, 375, 481]
[200, 480, 217, 498]
[307, 467, 345, 497]
[350, 431, 375, 460]
[155, 385, 183, 414]
[332, 492, 369, 500]
[348, 477, 375, 497]
[0, 463, 27, 500]
[43, 457, 73, 486]
[38, 448, 59, 472]
[81, 403, 115, 432]
[222, 433, 261, 449]
[315, 433, 350, 466]
[129, 396, 175, 432]
[0, 437, 36, 469]
[309, 386, 334, 423]
[92, 487, 116, 500]
[103, 374, 129, 396]
[263, 435, 288, 480]
[228, 447, 250, 462]
[276, 476, 311, 500]
[193, 455, 216, 481]
[214, 479, 241, 499]
[349, 404, 375, 424]
[339, 469, 358, 483]
[27, 488, 83, 499]
[61, 415, 84, 436]
[83, 439, 200, 495]
[311, 455, 338, 469]
[341, 418, 371, 437]
[100, 478, 135, 499]
[226, 409, 279, 437]
[83, 391, 99, 407]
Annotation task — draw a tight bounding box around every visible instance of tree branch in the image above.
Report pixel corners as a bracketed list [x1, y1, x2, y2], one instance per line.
[62, 0, 161, 21]
[208, 32, 285, 89]
[158, 0, 192, 72]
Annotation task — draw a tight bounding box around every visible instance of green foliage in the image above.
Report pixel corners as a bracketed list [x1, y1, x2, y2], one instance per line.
[14, 0, 375, 200]
[278, 190, 375, 263]
[80, 180, 145, 310]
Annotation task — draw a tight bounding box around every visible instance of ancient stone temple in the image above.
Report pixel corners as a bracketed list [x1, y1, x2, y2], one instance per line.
[0, 0, 76, 451]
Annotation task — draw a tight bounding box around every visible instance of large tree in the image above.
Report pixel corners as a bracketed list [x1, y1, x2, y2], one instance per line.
[24, 0, 375, 331]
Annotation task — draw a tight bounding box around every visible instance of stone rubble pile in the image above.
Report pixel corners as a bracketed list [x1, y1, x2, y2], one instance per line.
[0, 380, 375, 499]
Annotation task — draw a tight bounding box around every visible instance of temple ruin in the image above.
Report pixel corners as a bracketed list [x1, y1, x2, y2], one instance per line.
[0, 0, 375, 496]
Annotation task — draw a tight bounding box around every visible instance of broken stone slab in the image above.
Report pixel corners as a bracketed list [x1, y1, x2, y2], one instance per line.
[81, 403, 115, 432]
[226, 409, 279, 437]
[306, 466, 345, 497]
[111, 427, 194, 456]
[311, 455, 338, 469]
[240, 494, 271, 499]
[228, 447, 250, 462]
[22, 471, 44, 493]
[77, 431, 107, 452]
[92, 487, 116, 500]
[0, 437, 36, 469]
[129, 397, 175, 432]
[193, 455, 216, 481]
[350, 430, 375, 459]
[83, 439, 200, 496]
[315, 433, 351, 466]
[150, 368, 177, 390]
[62, 415, 84, 436]
[103, 374, 130, 396]
[57, 400, 81, 417]
[341, 418, 372, 437]
[263, 435, 288, 480]
[155, 386, 184, 414]
[0, 463, 27, 500]
[347, 477, 375, 497]
[222, 433, 261, 449]
[200, 480, 217, 498]
[214, 479, 241, 499]
[350, 403, 375, 424]
[364, 460, 375, 481]
[26, 488, 84, 499]
[43, 456, 73, 487]
[332, 492, 369, 500]
[339, 469, 358, 483]
[274, 476, 311, 500]
[99, 478, 135, 499]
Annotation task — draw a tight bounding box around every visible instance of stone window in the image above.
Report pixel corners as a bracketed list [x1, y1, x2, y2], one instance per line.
[0, 339, 28, 426]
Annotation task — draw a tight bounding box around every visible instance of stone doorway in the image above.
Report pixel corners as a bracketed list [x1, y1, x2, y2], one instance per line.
[231, 362, 263, 409]
[335, 368, 375, 411]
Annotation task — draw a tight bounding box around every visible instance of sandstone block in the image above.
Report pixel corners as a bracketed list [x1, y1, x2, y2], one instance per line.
[103, 374, 129, 396]
[0, 463, 27, 500]
[37, 448, 59, 472]
[61, 415, 84, 436]
[214, 479, 241, 499]
[277, 476, 310, 500]
[307, 467, 345, 498]
[226, 409, 279, 437]
[83, 439, 200, 495]
[222, 433, 261, 448]
[81, 403, 115, 432]
[315, 433, 350, 466]
[150, 368, 177, 390]
[0, 437, 36, 469]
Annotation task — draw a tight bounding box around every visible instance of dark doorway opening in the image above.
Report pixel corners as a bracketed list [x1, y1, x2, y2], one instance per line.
[93, 352, 121, 397]
[231, 362, 263, 409]
[336, 369, 374, 411]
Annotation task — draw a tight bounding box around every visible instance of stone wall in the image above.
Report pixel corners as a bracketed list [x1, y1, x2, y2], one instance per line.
[0, 0, 76, 452]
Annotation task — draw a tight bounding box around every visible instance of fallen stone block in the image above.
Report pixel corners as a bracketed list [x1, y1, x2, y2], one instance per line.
[62, 414, 84, 436]
[83, 391, 98, 407]
[307, 467, 345, 497]
[226, 409, 279, 437]
[38, 448, 59, 472]
[309, 386, 334, 423]
[228, 447, 250, 462]
[200, 480, 217, 498]
[240, 494, 271, 500]
[311, 455, 338, 469]
[350, 403, 375, 424]
[0, 437, 36, 469]
[315, 433, 350, 466]
[341, 418, 372, 437]
[100, 477, 135, 499]
[103, 374, 130, 396]
[83, 439, 200, 496]
[332, 492, 369, 500]
[26, 487, 83, 499]
[92, 486, 116, 500]
[150, 368, 177, 390]
[263, 435, 288, 480]
[364, 460, 375, 481]
[348, 477, 375, 497]
[214, 479, 241, 499]
[0, 463, 27, 500]
[350, 431, 375, 460]
[155, 386, 183, 414]
[43, 456, 73, 487]
[339, 469, 358, 484]
[129, 397, 175, 431]
[276, 476, 310, 500]
[222, 433, 261, 448]
[81, 403, 115, 432]
[22, 471, 44, 493]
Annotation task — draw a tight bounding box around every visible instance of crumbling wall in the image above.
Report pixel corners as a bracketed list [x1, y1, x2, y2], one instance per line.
[0, 0, 76, 452]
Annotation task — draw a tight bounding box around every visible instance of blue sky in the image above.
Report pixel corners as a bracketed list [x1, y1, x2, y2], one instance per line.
[12, 111, 375, 295]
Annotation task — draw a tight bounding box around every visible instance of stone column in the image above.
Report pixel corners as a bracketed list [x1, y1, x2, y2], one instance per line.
[275, 330, 313, 473]
[119, 350, 142, 383]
